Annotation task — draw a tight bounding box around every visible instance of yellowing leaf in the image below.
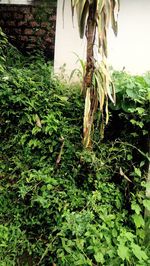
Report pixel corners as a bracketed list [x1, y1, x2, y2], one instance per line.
[120, 167, 132, 183]
[83, 87, 91, 147]
[98, 0, 105, 14]
[35, 114, 42, 128]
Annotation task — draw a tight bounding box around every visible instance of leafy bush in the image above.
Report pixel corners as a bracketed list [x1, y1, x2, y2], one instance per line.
[0, 33, 150, 265]
[112, 71, 149, 131]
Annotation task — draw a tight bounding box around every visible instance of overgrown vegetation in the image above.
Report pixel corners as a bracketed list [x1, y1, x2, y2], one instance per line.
[0, 29, 150, 265]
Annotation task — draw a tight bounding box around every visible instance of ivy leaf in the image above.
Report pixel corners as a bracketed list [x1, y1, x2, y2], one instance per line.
[126, 88, 137, 99]
[131, 202, 141, 215]
[145, 183, 150, 190]
[143, 199, 150, 211]
[130, 120, 144, 128]
[135, 107, 145, 115]
[94, 253, 104, 263]
[131, 243, 148, 261]
[132, 214, 145, 228]
[134, 167, 141, 177]
[117, 244, 130, 261]
[127, 154, 132, 161]
[112, 228, 117, 237]
[47, 184, 53, 190]
[140, 161, 145, 167]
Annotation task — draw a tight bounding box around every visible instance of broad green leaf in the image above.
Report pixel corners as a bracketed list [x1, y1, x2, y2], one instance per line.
[117, 245, 130, 261]
[127, 154, 132, 160]
[131, 243, 148, 261]
[112, 228, 117, 237]
[134, 167, 141, 177]
[126, 88, 137, 99]
[143, 199, 150, 211]
[144, 183, 150, 190]
[132, 214, 145, 228]
[131, 202, 141, 215]
[135, 107, 145, 115]
[94, 253, 104, 263]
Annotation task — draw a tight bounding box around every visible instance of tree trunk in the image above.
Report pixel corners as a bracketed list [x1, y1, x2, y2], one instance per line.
[83, 2, 98, 147]
[84, 2, 96, 91]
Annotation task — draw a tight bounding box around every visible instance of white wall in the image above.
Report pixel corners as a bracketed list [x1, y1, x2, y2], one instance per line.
[0, 0, 32, 4]
[54, 0, 86, 79]
[54, 0, 150, 77]
[108, 0, 150, 74]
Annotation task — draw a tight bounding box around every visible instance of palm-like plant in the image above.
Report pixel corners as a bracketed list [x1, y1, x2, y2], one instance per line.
[70, 0, 120, 147]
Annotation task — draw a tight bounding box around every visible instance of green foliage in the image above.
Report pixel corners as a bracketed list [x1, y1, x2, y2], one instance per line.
[112, 71, 149, 134]
[0, 35, 150, 265]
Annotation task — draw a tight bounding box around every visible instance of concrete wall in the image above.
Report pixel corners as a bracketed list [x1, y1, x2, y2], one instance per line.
[55, 0, 150, 77]
[0, 0, 32, 4]
[108, 0, 150, 74]
[54, 0, 86, 79]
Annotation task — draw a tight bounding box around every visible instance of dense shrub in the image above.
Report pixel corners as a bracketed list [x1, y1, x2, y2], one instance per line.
[0, 32, 150, 265]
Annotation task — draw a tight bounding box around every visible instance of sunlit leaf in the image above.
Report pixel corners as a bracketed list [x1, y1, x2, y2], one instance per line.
[132, 214, 145, 228]
[131, 243, 148, 261]
[117, 244, 130, 261]
[143, 199, 150, 211]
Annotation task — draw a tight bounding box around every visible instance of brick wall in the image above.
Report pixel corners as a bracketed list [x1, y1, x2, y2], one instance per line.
[0, 4, 56, 59]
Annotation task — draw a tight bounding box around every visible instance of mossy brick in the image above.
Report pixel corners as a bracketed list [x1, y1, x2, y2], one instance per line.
[24, 28, 33, 35]
[29, 21, 39, 27]
[35, 29, 46, 36]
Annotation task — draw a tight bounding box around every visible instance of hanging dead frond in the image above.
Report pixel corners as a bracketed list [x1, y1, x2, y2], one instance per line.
[70, 0, 120, 147]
